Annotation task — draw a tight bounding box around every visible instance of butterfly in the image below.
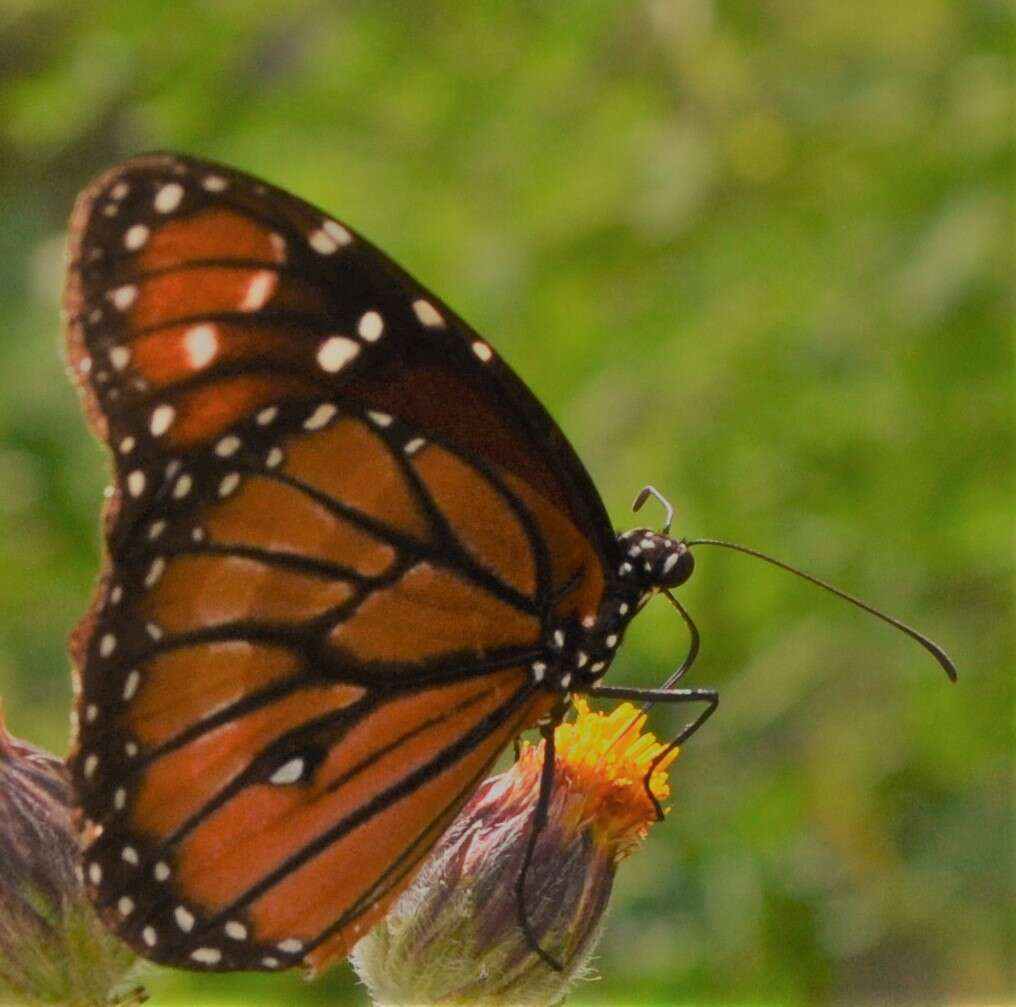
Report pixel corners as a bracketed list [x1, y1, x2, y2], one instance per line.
[61, 152, 720, 974]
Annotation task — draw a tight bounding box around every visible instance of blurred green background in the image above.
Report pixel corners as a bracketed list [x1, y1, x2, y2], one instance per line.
[0, 1, 1010, 1004]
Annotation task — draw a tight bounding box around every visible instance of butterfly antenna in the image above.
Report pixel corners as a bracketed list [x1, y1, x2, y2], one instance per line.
[632, 485, 673, 534]
[686, 538, 957, 682]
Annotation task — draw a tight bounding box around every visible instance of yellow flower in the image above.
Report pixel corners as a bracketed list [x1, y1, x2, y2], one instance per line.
[351, 698, 680, 1006]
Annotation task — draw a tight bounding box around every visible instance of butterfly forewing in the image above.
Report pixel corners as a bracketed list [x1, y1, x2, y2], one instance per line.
[65, 154, 613, 972]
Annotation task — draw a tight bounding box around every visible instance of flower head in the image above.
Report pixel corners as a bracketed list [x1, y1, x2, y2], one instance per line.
[351, 698, 680, 1006]
[0, 708, 143, 1006]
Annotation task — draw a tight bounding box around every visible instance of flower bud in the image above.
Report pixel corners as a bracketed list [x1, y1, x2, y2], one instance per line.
[0, 709, 143, 1006]
[351, 698, 680, 1006]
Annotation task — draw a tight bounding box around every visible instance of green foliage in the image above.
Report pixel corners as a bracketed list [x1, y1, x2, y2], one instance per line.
[0, 1, 1009, 1003]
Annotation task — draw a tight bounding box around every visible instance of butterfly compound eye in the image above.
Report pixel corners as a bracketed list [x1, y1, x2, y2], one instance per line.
[659, 540, 694, 588]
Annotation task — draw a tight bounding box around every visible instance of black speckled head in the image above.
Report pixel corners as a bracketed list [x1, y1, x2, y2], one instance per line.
[616, 528, 694, 590]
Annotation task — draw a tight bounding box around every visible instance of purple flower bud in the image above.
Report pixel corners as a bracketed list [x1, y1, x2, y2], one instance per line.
[0, 709, 143, 1006]
[351, 699, 680, 1006]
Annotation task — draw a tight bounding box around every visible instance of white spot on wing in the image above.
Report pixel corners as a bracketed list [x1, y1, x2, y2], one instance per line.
[126, 469, 145, 497]
[239, 270, 277, 311]
[256, 406, 278, 426]
[472, 341, 493, 362]
[304, 403, 337, 430]
[184, 324, 218, 369]
[317, 335, 360, 373]
[150, 404, 175, 437]
[154, 861, 170, 881]
[175, 906, 195, 932]
[172, 473, 193, 499]
[124, 224, 149, 251]
[323, 219, 352, 245]
[203, 175, 228, 191]
[218, 472, 241, 497]
[225, 921, 248, 940]
[308, 229, 339, 254]
[366, 410, 392, 427]
[215, 435, 241, 457]
[358, 310, 384, 341]
[142, 926, 157, 947]
[191, 948, 222, 965]
[270, 758, 305, 785]
[109, 346, 130, 370]
[122, 846, 139, 865]
[118, 896, 134, 917]
[123, 670, 140, 700]
[88, 862, 102, 885]
[144, 557, 166, 587]
[111, 181, 130, 200]
[99, 634, 117, 657]
[110, 285, 137, 311]
[154, 182, 184, 213]
[413, 299, 444, 328]
[278, 938, 303, 953]
[266, 447, 283, 468]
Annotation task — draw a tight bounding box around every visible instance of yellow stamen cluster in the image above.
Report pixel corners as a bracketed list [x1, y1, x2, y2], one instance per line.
[517, 698, 680, 860]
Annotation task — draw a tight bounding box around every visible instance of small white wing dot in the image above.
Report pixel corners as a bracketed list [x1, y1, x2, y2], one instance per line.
[270, 758, 305, 785]
[172, 473, 193, 499]
[472, 341, 493, 362]
[119, 436, 136, 455]
[215, 435, 242, 457]
[110, 181, 130, 200]
[256, 405, 279, 426]
[218, 472, 241, 497]
[184, 324, 219, 369]
[83, 752, 99, 777]
[147, 519, 166, 540]
[278, 938, 303, 953]
[154, 861, 170, 881]
[99, 633, 117, 658]
[109, 346, 131, 370]
[154, 182, 184, 213]
[146, 622, 164, 640]
[591, 660, 606, 673]
[366, 410, 393, 427]
[122, 846, 139, 865]
[127, 470, 146, 497]
[304, 403, 337, 430]
[142, 926, 157, 947]
[224, 921, 248, 940]
[323, 219, 352, 245]
[109, 285, 138, 311]
[118, 896, 135, 917]
[413, 299, 444, 328]
[606, 634, 618, 648]
[308, 229, 339, 255]
[125, 741, 139, 757]
[150, 404, 176, 437]
[88, 862, 102, 885]
[266, 447, 283, 468]
[203, 175, 228, 191]
[262, 956, 280, 968]
[85, 703, 98, 723]
[357, 310, 384, 342]
[144, 557, 166, 587]
[404, 437, 425, 455]
[124, 224, 149, 251]
[192, 947, 222, 965]
[239, 270, 277, 311]
[113, 787, 126, 810]
[123, 670, 141, 701]
[174, 906, 195, 932]
[317, 335, 360, 373]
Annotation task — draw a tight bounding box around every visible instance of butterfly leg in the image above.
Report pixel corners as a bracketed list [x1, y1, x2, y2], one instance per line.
[586, 683, 719, 821]
[516, 717, 566, 971]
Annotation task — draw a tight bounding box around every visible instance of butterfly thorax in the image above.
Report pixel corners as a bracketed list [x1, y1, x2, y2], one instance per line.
[538, 529, 693, 693]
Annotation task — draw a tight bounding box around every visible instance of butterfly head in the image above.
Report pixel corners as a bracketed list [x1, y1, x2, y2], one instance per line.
[616, 530, 694, 590]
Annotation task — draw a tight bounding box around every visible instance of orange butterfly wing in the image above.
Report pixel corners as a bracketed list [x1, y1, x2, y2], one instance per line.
[65, 154, 612, 971]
